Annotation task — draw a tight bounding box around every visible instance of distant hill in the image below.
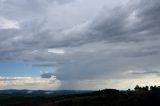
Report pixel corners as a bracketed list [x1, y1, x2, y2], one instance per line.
[0, 89, 91, 95]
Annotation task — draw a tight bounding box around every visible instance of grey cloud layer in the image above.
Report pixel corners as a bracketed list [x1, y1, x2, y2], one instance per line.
[0, 0, 160, 89]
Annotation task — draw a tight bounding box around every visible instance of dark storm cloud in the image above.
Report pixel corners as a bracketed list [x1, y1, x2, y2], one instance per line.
[41, 73, 55, 78]
[0, 0, 159, 59]
[53, 0, 160, 81]
[89, 0, 160, 43]
[0, 0, 160, 50]
[0, 0, 160, 89]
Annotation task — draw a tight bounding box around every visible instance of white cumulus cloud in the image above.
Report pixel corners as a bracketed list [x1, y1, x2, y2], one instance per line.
[0, 17, 20, 29]
[48, 48, 65, 54]
[0, 76, 61, 90]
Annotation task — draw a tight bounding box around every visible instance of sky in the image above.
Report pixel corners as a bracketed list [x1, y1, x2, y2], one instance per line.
[0, 0, 160, 90]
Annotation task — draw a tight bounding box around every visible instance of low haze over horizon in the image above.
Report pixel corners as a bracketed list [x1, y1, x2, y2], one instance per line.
[0, 0, 160, 90]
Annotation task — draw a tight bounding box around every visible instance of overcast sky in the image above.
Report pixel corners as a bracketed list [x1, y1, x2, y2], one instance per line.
[0, 0, 160, 90]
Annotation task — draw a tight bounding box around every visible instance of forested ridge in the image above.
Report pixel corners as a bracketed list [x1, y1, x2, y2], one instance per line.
[0, 85, 160, 106]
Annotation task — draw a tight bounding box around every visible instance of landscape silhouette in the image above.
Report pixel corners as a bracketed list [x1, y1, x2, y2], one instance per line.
[0, 85, 160, 106]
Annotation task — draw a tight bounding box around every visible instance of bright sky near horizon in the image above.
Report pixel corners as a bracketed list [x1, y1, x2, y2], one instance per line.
[0, 0, 160, 90]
